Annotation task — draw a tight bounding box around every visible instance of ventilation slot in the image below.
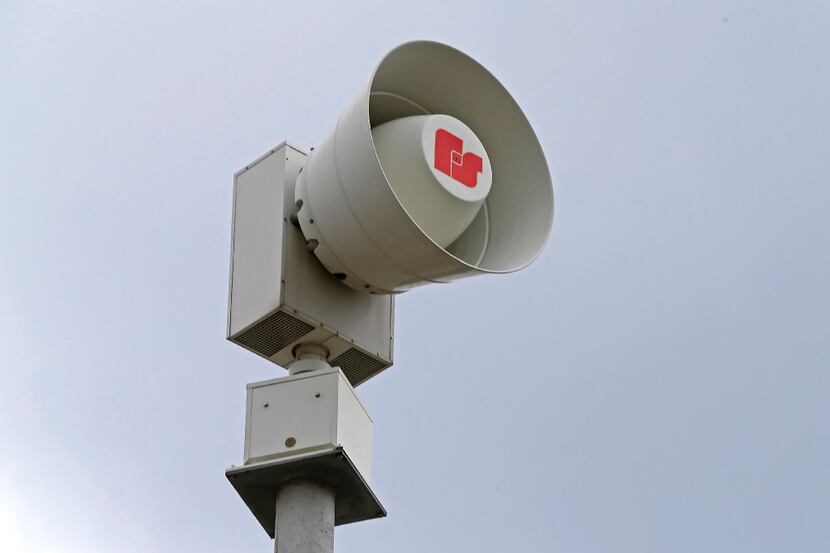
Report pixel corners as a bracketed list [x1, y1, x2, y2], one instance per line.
[331, 348, 390, 386]
[233, 311, 314, 358]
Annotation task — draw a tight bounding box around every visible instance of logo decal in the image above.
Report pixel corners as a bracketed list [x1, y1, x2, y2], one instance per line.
[434, 129, 483, 188]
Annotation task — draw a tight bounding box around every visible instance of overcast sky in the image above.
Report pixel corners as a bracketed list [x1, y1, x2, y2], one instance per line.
[1, 1, 828, 552]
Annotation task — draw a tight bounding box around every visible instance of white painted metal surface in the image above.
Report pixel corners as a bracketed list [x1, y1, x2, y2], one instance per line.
[294, 40, 554, 294]
[228, 147, 288, 337]
[227, 143, 394, 383]
[244, 367, 373, 483]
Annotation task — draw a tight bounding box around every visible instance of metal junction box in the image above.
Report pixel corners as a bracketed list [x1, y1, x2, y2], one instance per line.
[227, 142, 395, 386]
[244, 367, 373, 482]
[227, 367, 384, 535]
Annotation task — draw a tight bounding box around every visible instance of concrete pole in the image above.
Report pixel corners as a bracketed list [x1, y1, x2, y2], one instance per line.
[274, 481, 335, 553]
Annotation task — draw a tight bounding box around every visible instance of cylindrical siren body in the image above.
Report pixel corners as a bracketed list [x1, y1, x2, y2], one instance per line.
[295, 41, 553, 294]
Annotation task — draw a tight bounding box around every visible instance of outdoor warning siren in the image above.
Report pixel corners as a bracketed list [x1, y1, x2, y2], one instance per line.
[227, 40, 553, 385]
[226, 40, 556, 545]
[295, 40, 554, 294]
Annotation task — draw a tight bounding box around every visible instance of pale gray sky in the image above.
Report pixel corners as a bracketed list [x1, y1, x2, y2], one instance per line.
[1, 1, 828, 552]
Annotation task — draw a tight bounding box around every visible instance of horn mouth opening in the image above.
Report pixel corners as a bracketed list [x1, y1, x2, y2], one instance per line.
[367, 40, 554, 275]
[296, 40, 554, 294]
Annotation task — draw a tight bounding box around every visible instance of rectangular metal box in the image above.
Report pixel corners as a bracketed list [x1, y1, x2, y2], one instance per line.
[244, 368, 373, 482]
[227, 142, 394, 386]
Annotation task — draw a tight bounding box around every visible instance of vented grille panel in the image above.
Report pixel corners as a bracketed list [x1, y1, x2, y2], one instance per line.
[331, 348, 390, 386]
[233, 311, 314, 358]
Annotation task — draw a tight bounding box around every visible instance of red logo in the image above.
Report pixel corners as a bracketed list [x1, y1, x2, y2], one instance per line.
[434, 129, 483, 188]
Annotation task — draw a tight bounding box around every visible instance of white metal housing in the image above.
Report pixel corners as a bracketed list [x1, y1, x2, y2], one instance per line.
[244, 368, 373, 483]
[295, 40, 554, 294]
[227, 143, 394, 385]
